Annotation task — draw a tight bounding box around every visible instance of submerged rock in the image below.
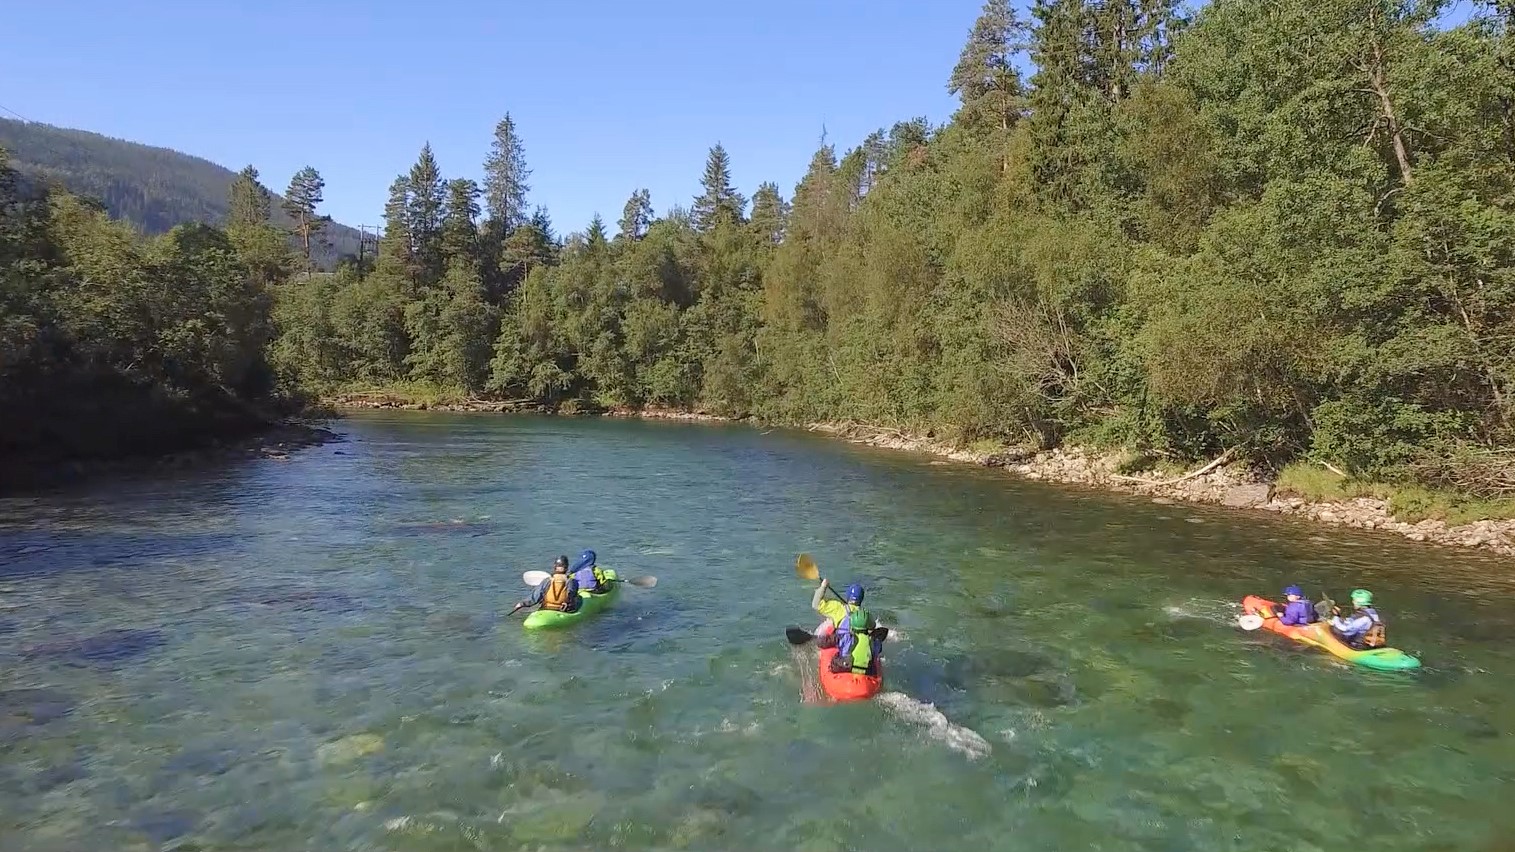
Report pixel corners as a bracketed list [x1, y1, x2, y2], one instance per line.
[316, 733, 384, 766]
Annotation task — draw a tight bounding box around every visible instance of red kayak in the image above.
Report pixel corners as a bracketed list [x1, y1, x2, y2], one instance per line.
[815, 624, 883, 702]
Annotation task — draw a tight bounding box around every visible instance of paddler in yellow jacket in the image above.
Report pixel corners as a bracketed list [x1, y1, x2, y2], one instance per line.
[519, 555, 581, 613]
[812, 579, 882, 675]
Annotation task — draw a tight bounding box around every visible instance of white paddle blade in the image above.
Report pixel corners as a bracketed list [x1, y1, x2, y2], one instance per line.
[522, 570, 550, 586]
[1237, 614, 1265, 631]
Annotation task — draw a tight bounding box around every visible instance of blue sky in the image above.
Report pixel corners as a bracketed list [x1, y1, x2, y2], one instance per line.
[2, 0, 984, 234]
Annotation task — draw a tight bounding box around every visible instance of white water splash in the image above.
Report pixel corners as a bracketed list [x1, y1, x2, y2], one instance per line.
[876, 692, 993, 760]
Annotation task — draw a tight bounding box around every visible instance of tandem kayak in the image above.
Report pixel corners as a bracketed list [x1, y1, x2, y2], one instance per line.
[523, 569, 620, 630]
[815, 624, 884, 702]
[1240, 595, 1420, 671]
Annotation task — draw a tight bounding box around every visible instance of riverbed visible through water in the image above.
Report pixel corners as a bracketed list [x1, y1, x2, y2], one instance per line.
[3, 412, 1515, 851]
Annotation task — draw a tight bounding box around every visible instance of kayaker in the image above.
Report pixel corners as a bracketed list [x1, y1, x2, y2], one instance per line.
[1328, 588, 1386, 649]
[571, 549, 609, 593]
[812, 579, 882, 676]
[1278, 585, 1316, 625]
[520, 555, 581, 613]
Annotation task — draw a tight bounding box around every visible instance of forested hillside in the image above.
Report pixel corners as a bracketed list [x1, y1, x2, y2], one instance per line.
[0, 148, 298, 472]
[0, 118, 365, 267]
[7, 0, 1515, 505]
[275, 0, 1515, 498]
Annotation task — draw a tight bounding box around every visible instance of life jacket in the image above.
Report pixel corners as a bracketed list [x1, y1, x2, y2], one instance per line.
[834, 604, 875, 674]
[542, 574, 573, 611]
[1360, 606, 1386, 648]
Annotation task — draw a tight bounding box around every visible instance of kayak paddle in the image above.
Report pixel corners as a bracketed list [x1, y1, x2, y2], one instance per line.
[785, 626, 889, 645]
[521, 570, 657, 588]
[1236, 613, 1266, 631]
[794, 553, 852, 606]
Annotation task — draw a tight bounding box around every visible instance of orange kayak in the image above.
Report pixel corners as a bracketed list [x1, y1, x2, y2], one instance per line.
[1241, 595, 1420, 671]
[816, 625, 883, 701]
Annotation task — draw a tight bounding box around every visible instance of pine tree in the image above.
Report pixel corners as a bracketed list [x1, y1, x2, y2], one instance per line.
[949, 0, 1028, 133]
[441, 178, 481, 271]
[407, 144, 446, 286]
[692, 143, 746, 232]
[587, 213, 609, 250]
[749, 181, 789, 245]
[282, 166, 330, 270]
[617, 188, 653, 241]
[227, 165, 272, 228]
[483, 113, 531, 233]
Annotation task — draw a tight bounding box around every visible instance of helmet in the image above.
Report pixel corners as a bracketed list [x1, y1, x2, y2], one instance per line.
[1283, 585, 1303, 598]
[553, 555, 570, 572]
[1351, 588, 1373, 607]
[844, 583, 865, 604]
[574, 549, 597, 572]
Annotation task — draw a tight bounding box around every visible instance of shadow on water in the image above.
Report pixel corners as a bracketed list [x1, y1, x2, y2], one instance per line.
[0, 529, 243, 580]
[21, 628, 166, 667]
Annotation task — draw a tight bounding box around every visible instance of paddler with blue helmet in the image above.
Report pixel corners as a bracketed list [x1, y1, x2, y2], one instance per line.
[1278, 585, 1316, 625]
[570, 549, 609, 593]
[812, 578, 883, 675]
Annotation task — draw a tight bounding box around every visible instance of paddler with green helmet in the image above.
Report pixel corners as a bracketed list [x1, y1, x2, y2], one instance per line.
[1328, 588, 1387, 650]
[812, 578, 883, 675]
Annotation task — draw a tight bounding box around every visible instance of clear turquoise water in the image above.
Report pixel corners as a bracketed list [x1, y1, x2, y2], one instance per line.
[3, 412, 1514, 851]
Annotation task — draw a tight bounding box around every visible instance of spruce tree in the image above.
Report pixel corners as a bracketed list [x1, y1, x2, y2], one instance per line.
[749, 181, 789, 245]
[228, 165, 273, 228]
[692, 143, 746, 232]
[483, 113, 531, 233]
[407, 144, 446, 286]
[441, 178, 481, 271]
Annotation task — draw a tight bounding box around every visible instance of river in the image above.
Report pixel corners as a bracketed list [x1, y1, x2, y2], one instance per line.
[3, 412, 1514, 851]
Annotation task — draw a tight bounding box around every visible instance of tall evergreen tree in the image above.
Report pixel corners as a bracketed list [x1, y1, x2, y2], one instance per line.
[692, 143, 746, 232]
[226, 165, 289, 286]
[441, 178, 482, 270]
[617, 188, 653, 241]
[749, 181, 789, 244]
[228, 165, 272, 228]
[483, 113, 531, 233]
[407, 144, 446, 286]
[282, 166, 330, 270]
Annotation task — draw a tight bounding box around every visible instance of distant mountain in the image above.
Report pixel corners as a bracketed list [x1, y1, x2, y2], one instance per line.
[0, 118, 367, 268]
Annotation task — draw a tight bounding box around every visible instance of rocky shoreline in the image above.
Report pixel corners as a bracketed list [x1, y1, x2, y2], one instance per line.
[326, 396, 1515, 556]
[807, 422, 1515, 557]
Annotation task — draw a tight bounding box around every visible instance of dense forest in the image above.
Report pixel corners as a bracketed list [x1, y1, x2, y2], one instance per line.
[0, 118, 365, 266]
[5, 0, 1515, 502]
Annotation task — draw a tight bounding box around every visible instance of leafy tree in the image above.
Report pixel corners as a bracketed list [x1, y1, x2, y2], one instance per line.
[617, 188, 653, 242]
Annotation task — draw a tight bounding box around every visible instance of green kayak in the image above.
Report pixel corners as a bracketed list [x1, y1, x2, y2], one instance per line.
[522, 569, 619, 630]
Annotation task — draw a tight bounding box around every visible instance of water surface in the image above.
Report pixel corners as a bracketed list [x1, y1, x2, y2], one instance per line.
[3, 412, 1514, 851]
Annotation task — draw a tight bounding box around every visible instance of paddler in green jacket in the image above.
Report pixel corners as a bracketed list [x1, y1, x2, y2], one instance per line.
[813, 579, 882, 675]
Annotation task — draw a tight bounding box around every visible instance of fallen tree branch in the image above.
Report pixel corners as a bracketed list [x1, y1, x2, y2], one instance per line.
[1112, 447, 1238, 487]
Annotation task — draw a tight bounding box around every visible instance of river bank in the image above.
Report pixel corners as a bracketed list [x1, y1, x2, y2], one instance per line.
[806, 422, 1515, 558]
[0, 420, 341, 495]
[324, 394, 1515, 557]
